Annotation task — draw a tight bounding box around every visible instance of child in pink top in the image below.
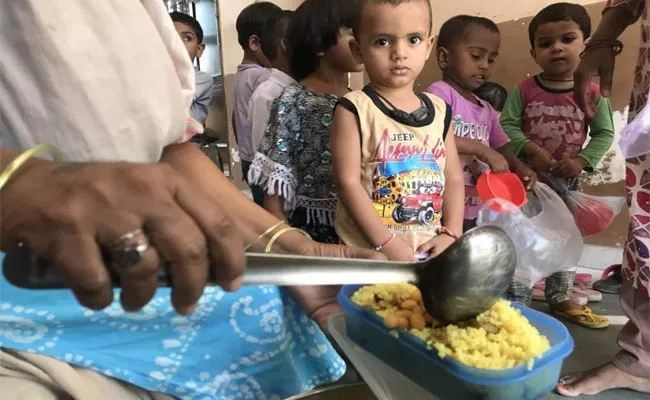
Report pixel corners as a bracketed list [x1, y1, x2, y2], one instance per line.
[426, 15, 536, 230]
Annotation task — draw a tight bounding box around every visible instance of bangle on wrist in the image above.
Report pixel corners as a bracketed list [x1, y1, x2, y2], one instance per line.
[581, 39, 624, 58]
[0, 144, 62, 190]
[436, 226, 458, 240]
[374, 232, 396, 251]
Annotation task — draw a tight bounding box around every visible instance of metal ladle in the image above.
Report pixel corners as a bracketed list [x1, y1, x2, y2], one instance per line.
[2, 225, 516, 322]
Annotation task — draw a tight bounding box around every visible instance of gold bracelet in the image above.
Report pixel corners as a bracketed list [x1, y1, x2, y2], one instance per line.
[264, 227, 310, 253]
[0, 144, 62, 190]
[244, 220, 286, 251]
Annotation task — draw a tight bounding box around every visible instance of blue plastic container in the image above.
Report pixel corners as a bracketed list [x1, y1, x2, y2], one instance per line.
[338, 285, 574, 400]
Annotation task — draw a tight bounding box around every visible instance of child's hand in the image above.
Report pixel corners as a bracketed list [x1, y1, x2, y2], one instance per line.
[417, 234, 456, 258]
[381, 236, 417, 262]
[514, 164, 538, 190]
[478, 148, 509, 173]
[528, 148, 556, 172]
[551, 156, 586, 178]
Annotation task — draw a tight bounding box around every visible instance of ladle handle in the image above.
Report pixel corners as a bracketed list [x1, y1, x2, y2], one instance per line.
[2, 246, 419, 289]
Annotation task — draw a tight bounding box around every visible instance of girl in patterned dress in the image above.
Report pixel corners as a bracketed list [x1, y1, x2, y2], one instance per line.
[249, 0, 363, 244]
[558, 0, 650, 396]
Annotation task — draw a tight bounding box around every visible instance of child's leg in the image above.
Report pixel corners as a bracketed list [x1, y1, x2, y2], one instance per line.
[547, 270, 609, 328]
[545, 270, 575, 306]
[505, 281, 533, 306]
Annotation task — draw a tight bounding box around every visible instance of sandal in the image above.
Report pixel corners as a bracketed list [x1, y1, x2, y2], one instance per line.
[552, 306, 610, 329]
[532, 281, 588, 305]
[574, 273, 593, 285]
[593, 264, 622, 294]
[572, 285, 603, 303]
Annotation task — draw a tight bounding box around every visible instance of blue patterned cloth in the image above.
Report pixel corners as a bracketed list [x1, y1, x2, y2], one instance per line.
[0, 253, 345, 399]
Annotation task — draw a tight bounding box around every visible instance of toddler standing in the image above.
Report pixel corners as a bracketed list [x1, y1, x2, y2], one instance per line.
[500, 3, 615, 329]
[426, 16, 537, 231]
[332, 0, 465, 261]
[249, 0, 363, 244]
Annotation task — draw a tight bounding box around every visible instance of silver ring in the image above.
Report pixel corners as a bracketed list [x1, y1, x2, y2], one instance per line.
[108, 229, 150, 269]
[559, 377, 567, 385]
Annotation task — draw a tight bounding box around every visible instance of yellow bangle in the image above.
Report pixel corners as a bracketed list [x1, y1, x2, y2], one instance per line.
[0, 144, 62, 190]
[264, 227, 310, 253]
[244, 220, 286, 251]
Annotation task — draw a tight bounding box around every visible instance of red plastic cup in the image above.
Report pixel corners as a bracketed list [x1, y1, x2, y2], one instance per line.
[476, 171, 527, 212]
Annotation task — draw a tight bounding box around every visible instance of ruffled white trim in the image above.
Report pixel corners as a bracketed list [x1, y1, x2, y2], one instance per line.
[248, 152, 297, 212]
[296, 196, 337, 226]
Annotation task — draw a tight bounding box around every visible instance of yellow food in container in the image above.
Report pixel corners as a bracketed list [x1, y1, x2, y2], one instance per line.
[351, 284, 551, 370]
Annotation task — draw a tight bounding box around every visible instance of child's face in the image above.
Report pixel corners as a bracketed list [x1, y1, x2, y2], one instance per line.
[355, 1, 433, 89]
[322, 27, 364, 74]
[174, 21, 205, 61]
[530, 21, 585, 80]
[438, 25, 500, 92]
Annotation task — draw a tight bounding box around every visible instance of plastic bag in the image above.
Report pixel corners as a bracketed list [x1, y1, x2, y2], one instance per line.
[618, 97, 650, 158]
[543, 174, 625, 237]
[477, 183, 583, 287]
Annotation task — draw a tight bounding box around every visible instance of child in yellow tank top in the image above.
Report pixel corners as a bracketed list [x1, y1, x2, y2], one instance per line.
[331, 0, 464, 261]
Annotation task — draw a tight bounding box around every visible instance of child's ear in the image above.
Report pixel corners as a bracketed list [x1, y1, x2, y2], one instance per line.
[424, 35, 435, 60]
[436, 46, 449, 70]
[529, 48, 536, 61]
[350, 39, 363, 64]
[249, 35, 261, 52]
[280, 38, 288, 53]
[197, 43, 206, 58]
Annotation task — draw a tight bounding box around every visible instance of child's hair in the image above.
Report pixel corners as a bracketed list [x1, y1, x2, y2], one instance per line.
[352, 0, 433, 39]
[473, 82, 508, 112]
[170, 12, 204, 44]
[260, 10, 294, 63]
[528, 3, 591, 48]
[436, 15, 499, 50]
[236, 2, 283, 49]
[285, 0, 358, 81]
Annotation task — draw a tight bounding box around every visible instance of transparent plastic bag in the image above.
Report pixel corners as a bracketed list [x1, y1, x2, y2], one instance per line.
[543, 174, 625, 237]
[477, 183, 583, 287]
[618, 98, 650, 158]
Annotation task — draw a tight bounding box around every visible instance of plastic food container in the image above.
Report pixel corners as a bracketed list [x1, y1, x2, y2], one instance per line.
[337, 285, 574, 400]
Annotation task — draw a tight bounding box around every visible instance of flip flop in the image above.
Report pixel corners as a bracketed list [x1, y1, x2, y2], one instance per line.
[572, 285, 603, 303]
[593, 264, 622, 294]
[552, 306, 610, 329]
[531, 281, 588, 305]
[574, 273, 593, 285]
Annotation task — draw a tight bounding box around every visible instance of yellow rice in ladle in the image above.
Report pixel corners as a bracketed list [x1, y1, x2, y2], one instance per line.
[351, 284, 551, 370]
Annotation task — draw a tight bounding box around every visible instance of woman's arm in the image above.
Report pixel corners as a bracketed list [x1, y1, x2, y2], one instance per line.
[574, 0, 641, 115]
[331, 105, 416, 261]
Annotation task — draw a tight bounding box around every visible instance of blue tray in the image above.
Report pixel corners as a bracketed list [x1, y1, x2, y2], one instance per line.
[338, 285, 574, 400]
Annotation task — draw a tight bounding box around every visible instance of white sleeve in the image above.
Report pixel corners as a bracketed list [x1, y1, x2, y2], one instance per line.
[0, 0, 195, 163]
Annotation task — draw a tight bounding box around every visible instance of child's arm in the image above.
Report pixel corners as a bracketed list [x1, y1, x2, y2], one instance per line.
[552, 96, 615, 178]
[331, 104, 416, 262]
[417, 127, 464, 257]
[490, 109, 537, 189]
[455, 137, 509, 173]
[190, 73, 215, 124]
[500, 87, 555, 172]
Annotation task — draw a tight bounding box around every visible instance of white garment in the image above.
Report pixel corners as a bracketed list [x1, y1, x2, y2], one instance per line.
[0, 0, 195, 163]
[248, 69, 296, 154]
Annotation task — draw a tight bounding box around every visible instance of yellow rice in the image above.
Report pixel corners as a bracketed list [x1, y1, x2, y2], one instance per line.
[351, 284, 551, 370]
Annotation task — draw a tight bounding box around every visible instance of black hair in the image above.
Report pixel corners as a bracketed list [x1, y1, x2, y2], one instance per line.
[170, 12, 204, 44]
[436, 15, 500, 50]
[260, 10, 294, 62]
[285, 0, 358, 81]
[473, 82, 508, 112]
[353, 0, 433, 39]
[528, 3, 591, 48]
[236, 2, 283, 49]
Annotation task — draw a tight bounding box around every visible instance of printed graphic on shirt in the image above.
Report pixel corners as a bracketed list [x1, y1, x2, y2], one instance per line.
[524, 101, 585, 159]
[452, 115, 489, 142]
[370, 129, 446, 231]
